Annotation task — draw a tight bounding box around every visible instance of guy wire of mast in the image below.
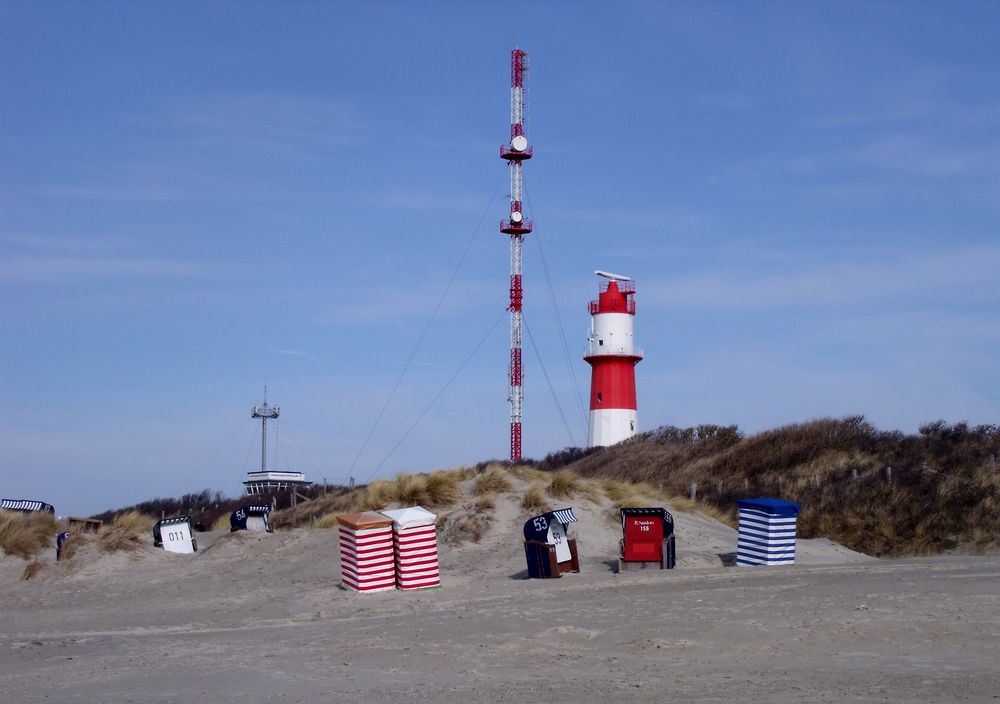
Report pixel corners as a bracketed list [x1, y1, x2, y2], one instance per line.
[499, 48, 533, 462]
[250, 385, 280, 473]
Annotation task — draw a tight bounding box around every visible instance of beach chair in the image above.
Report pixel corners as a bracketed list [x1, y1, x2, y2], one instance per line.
[618, 507, 676, 571]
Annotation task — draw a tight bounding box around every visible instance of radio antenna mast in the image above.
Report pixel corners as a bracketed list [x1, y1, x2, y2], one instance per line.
[499, 48, 533, 462]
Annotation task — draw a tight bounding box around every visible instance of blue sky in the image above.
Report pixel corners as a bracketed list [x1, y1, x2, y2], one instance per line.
[2, 2, 999, 515]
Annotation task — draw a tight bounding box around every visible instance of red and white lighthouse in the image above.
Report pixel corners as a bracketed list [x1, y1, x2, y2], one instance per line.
[585, 271, 643, 447]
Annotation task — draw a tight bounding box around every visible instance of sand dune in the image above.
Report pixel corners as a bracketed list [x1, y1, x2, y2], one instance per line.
[1, 479, 995, 702]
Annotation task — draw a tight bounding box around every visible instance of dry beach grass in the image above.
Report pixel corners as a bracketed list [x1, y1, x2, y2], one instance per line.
[0, 509, 56, 560]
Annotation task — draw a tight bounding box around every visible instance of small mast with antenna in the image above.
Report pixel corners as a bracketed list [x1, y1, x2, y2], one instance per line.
[251, 386, 280, 473]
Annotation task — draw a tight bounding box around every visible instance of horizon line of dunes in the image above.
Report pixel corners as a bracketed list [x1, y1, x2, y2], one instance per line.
[48, 416, 1000, 560]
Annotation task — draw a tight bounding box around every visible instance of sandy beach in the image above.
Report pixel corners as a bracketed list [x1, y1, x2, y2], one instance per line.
[2, 491, 997, 703]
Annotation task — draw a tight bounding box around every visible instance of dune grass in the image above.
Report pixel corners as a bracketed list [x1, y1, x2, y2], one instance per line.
[474, 466, 513, 496]
[547, 470, 580, 499]
[58, 532, 88, 561]
[510, 465, 549, 483]
[425, 470, 461, 506]
[314, 513, 341, 529]
[21, 560, 47, 581]
[441, 512, 493, 545]
[358, 479, 394, 511]
[521, 483, 551, 512]
[0, 510, 57, 560]
[98, 511, 156, 553]
[296, 469, 465, 528]
[474, 493, 496, 511]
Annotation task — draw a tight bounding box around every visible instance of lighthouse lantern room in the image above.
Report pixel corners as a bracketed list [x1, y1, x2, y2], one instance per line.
[584, 271, 643, 447]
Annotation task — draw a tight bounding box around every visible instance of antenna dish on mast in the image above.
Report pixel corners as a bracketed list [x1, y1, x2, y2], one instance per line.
[511, 211, 523, 223]
[595, 270, 633, 282]
[511, 135, 528, 152]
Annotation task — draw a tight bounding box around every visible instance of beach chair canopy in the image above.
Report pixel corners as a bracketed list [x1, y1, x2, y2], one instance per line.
[1, 499, 55, 514]
[380, 506, 437, 530]
[736, 498, 800, 517]
[523, 507, 577, 543]
[230, 504, 272, 532]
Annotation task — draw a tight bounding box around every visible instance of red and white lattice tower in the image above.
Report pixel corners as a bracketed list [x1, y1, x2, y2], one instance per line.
[585, 271, 643, 447]
[500, 48, 533, 462]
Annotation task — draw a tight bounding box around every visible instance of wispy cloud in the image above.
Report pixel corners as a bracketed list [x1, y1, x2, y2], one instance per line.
[849, 134, 1000, 178]
[170, 91, 365, 163]
[693, 91, 752, 110]
[270, 347, 327, 364]
[364, 189, 493, 215]
[1, 232, 136, 253]
[546, 204, 716, 234]
[642, 245, 1000, 310]
[311, 278, 497, 324]
[16, 92, 366, 206]
[0, 254, 221, 284]
[0, 232, 221, 284]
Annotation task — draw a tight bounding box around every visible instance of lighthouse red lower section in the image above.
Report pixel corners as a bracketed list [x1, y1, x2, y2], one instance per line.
[586, 356, 640, 410]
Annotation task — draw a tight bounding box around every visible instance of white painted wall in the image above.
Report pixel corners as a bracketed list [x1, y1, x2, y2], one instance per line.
[588, 408, 638, 447]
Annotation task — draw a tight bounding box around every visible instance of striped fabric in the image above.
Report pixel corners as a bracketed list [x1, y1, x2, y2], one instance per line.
[338, 523, 396, 593]
[391, 517, 440, 590]
[1, 499, 55, 513]
[736, 500, 799, 566]
[552, 507, 577, 525]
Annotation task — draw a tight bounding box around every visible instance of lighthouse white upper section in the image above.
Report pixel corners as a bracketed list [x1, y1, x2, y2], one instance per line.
[584, 276, 643, 359]
[586, 313, 642, 358]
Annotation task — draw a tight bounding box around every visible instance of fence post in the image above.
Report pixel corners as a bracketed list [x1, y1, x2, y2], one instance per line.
[743, 478, 749, 491]
[813, 473, 820, 489]
[716, 480, 723, 495]
[777, 476, 783, 492]
[690, 482, 697, 501]
[885, 466, 892, 484]
[851, 468, 858, 481]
